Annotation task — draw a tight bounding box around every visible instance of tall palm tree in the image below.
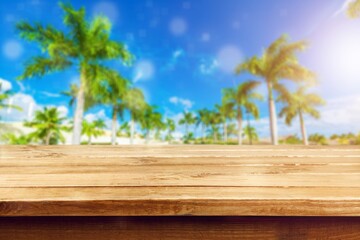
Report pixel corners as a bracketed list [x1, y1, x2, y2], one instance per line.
[123, 88, 146, 144]
[208, 110, 222, 143]
[223, 81, 262, 145]
[0, 83, 22, 113]
[139, 105, 163, 144]
[236, 35, 315, 145]
[179, 111, 196, 136]
[61, 83, 96, 112]
[196, 109, 211, 142]
[82, 119, 106, 145]
[348, 0, 360, 18]
[98, 70, 129, 145]
[165, 118, 175, 143]
[24, 107, 68, 145]
[215, 101, 235, 143]
[226, 123, 238, 139]
[243, 126, 259, 144]
[278, 86, 325, 145]
[17, 2, 132, 144]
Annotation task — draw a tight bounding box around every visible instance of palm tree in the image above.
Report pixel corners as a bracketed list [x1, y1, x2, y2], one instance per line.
[82, 119, 106, 145]
[243, 126, 259, 144]
[278, 86, 325, 145]
[61, 83, 97, 112]
[236, 35, 315, 145]
[24, 107, 68, 145]
[348, 0, 360, 18]
[196, 109, 211, 142]
[165, 118, 175, 143]
[179, 111, 196, 136]
[208, 110, 222, 143]
[0, 83, 22, 114]
[123, 88, 146, 144]
[139, 105, 163, 144]
[97, 70, 129, 145]
[117, 122, 131, 138]
[223, 81, 262, 145]
[215, 101, 235, 143]
[17, 2, 132, 144]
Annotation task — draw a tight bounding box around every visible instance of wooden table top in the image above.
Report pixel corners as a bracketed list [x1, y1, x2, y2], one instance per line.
[0, 145, 360, 216]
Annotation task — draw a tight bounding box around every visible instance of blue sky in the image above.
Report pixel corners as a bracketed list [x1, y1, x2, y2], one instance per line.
[1, 0, 360, 137]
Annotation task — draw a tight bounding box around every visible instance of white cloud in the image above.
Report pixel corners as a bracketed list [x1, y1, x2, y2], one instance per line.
[93, 1, 119, 24]
[333, 0, 353, 17]
[2, 40, 23, 60]
[217, 45, 243, 74]
[133, 60, 155, 82]
[0, 93, 40, 121]
[84, 109, 112, 129]
[169, 17, 187, 36]
[40, 91, 61, 98]
[251, 95, 360, 138]
[199, 58, 218, 75]
[0, 78, 12, 92]
[169, 96, 194, 110]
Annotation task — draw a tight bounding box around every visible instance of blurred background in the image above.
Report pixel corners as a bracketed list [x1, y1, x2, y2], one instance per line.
[0, 0, 359, 145]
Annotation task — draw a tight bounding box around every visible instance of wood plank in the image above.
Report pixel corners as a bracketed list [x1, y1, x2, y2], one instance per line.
[2, 157, 360, 167]
[2, 187, 360, 201]
[1, 164, 359, 174]
[0, 217, 359, 240]
[1, 173, 360, 187]
[0, 146, 359, 216]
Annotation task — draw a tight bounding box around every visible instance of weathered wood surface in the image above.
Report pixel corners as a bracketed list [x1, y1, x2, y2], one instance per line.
[1, 145, 360, 216]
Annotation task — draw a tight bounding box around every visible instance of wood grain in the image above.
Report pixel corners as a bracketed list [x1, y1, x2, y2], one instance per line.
[0, 217, 360, 240]
[0, 145, 359, 216]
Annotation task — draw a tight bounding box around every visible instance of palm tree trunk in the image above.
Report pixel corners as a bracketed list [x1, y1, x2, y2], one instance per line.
[223, 120, 227, 144]
[72, 71, 86, 145]
[237, 107, 243, 145]
[111, 108, 117, 145]
[130, 114, 134, 145]
[45, 131, 52, 145]
[267, 81, 278, 145]
[213, 128, 216, 143]
[88, 135, 92, 145]
[299, 110, 308, 145]
[146, 130, 150, 144]
[185, 124, 188, 136]
[201, 124, 205, 142]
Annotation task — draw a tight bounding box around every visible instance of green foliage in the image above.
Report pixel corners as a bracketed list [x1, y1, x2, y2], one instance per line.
[24, 107, 68, 145]
[179, 111, 196, 135]
[222, 81, 262, 120]
[139, 105, 164, 142]
[236, 34, 316, 86]
[280, 135, 302, 145]
[165, 118, 176, 142]
[348, 0, 360, 18]
[82, 119, 106, 144]
[183, 132, 195, 144]
[117, 122, 131, 137]
[330, 132, 358, 145]
[278, 86, 325, 126]
[243, 126, 259, 143]
[1, 133, 32, 145]
[226, 123, 238, 138]
[308, 133, 328, 145]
